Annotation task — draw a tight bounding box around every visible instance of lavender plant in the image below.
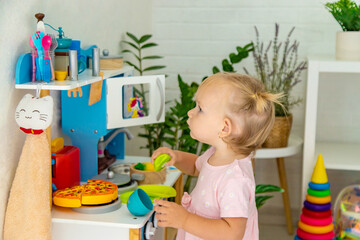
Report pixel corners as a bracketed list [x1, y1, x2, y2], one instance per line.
[244, 24, 307, 116]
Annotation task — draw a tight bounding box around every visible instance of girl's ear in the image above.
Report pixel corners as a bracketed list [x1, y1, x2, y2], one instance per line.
[219, 118, 232, 138]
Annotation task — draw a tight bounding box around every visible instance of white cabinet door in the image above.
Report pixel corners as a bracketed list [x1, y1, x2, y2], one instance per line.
[106, 75, 165, 129]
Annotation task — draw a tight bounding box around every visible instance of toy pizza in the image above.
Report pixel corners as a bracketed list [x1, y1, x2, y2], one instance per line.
[53, 179, 118, 208]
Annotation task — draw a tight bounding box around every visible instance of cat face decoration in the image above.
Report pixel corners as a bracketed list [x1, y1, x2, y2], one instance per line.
[15, 94, 54, 134]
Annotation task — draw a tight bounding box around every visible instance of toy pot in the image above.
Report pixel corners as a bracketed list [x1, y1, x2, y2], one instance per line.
[127, 188, 153, 216]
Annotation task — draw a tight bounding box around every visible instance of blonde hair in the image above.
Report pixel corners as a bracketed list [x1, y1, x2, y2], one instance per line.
[199, 72, 284, 156]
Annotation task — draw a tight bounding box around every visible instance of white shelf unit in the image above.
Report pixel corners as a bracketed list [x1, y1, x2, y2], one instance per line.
[315, 142, 360, 171]
[302, 57, 360, 202]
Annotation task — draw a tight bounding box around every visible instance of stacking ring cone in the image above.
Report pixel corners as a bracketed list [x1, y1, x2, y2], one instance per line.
[295, 154, 335, 240]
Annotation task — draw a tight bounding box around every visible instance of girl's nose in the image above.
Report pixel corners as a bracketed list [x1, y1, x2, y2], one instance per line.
[187, 108, 194, 118]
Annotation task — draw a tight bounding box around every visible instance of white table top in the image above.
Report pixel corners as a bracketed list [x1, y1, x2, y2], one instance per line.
[255, 135, 303, 159]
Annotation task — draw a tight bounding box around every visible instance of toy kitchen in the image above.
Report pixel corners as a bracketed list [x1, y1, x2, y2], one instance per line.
[14, 13, 183, 240]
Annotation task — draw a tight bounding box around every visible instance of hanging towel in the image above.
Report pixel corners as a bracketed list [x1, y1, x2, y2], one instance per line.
[4, 132, 51, 240]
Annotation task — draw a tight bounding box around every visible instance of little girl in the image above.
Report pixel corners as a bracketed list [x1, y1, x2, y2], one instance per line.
[151, 72, 282, 240]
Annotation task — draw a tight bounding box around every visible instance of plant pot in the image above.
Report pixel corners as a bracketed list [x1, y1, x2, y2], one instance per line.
[336, 31, 360, 61]
[130, 164, 166, 185]
[263, 115, 293, 148]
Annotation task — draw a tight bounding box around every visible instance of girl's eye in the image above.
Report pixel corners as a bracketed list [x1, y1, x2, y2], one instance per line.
[198, 105, 202, 112]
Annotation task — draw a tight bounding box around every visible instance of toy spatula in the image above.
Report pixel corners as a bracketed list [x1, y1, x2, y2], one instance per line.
[153, 154, 171, 171]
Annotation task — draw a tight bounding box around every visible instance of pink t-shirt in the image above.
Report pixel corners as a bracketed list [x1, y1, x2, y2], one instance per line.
[176, 147, 259, 240]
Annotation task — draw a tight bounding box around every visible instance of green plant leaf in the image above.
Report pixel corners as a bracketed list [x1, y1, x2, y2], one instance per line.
[255, 195, 273, 209]
[164, 138, 176, 146]
[142, 55, 163, 60]
[126, 32, 140, 44]
[122, 40, 139, 50]
[139, 34, 152, 44]
[138, 133, 151, 138]
[222, 59, 234, 72]
[141, 43, 158, 49]
[229, 53, 242, 64]
[255, 184, 284, 194]
[124, 61, 141, 72]
[143, 65, 166, 72]
[243, 42, 254, 51]
[236, 47, 250, 59]
[212, 66, 220, 74]
[121, 49, 141, 61]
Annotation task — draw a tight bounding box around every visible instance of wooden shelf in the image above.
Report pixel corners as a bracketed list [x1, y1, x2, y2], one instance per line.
[315, 141, 360, 171]
[15, 66, 133, 91]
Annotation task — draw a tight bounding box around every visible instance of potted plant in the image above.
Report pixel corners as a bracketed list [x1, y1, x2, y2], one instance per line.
[325, 0, 360, 61]
[244, 23, 307, 148]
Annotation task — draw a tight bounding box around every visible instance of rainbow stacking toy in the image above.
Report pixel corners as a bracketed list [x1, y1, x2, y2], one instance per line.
[294, 154, 335, 240]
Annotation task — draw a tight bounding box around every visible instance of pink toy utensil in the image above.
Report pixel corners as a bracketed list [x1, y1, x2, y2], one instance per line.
[29, 36, 37, 82]
[41, 35, 54, 80]
[41, 35, 51, 59]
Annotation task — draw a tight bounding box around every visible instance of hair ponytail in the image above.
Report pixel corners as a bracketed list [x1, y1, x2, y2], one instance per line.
[252, 92, 286, 116]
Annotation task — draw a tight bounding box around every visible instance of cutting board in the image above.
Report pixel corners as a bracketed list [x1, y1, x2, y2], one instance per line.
[89, 56, 123, 70]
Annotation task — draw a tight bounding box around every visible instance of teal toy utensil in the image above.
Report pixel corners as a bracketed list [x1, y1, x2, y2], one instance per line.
[153, 154, 171, 171]
[31, 32, 45, 80]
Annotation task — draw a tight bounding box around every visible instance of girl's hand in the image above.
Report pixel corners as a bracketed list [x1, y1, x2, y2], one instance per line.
[151, 147, 177, 166]
[154, 199, 189, 229]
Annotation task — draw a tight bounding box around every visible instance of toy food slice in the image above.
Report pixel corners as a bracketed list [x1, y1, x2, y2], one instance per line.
[53, 180, 118, 208]
[53, 185, 84, 208]
[82, 180, 118, 205]
[153, 154, 171, 171]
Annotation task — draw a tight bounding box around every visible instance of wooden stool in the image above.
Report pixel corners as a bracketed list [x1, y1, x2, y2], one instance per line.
[254, 135, 303, 235]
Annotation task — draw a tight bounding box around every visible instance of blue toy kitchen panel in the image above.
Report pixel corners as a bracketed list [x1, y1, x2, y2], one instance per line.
[61, 78, 125, 181]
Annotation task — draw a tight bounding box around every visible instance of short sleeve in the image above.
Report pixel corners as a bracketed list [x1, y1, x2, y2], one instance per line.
[218, 177, 255, 218]
[195, 147, 215, 171]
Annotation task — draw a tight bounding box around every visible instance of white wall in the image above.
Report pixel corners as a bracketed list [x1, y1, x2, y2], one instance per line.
[0, 0, 152, 238]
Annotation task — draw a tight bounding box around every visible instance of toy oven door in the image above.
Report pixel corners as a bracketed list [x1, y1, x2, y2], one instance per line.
[106, 75, 165, 129]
